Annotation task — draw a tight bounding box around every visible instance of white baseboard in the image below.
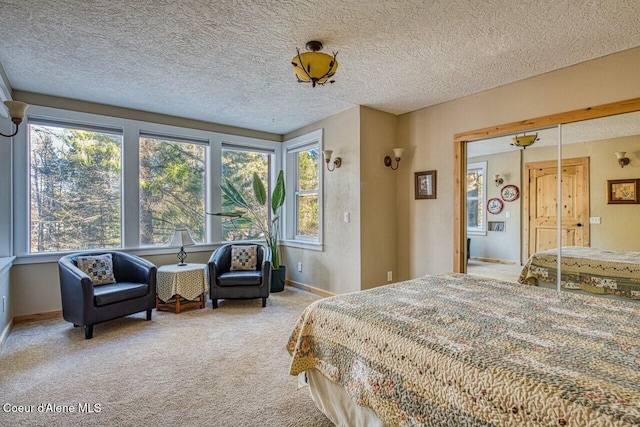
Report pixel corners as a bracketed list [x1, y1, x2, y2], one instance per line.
[0, 317, 14, 352]
[286, 280, 335, 298]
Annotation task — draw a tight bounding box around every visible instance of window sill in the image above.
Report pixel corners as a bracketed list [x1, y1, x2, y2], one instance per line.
[280, 239, 323, 252]
[12, 243, 227, 265]
[467, 231, 487, 237]
[0, 256, 15, 275]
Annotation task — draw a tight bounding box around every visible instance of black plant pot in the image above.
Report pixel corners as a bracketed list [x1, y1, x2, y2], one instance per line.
[270, 265, 286, 293]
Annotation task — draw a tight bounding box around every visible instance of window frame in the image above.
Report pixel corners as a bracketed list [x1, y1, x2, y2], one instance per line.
[12, 105, 281, 264]
[282, 129, 324, 251]
[220, 143, 276, 242]
[27, 118, 124, 253]
[466, 161, 487, 236]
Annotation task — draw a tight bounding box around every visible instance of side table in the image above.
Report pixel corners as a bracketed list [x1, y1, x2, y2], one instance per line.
[156, 263, 207, 313]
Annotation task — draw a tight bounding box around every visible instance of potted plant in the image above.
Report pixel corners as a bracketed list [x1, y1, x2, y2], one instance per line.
[212, 170, 286, 292]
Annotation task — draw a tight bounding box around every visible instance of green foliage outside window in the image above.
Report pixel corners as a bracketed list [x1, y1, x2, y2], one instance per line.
[29, 125, 122, 252]
[296, 148, 319, 237]
[139, 138, 205, 245]
[220, 149, 270, 241]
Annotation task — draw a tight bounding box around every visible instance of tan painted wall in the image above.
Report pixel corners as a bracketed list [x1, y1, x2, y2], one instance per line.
[468, 150, 522, 264]
[360, 107, 399, 289]
[282, 107, 362, 295]
[397, 47, 640, 280]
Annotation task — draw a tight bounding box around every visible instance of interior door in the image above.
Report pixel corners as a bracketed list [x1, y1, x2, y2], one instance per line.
[525, 157, 590, 258]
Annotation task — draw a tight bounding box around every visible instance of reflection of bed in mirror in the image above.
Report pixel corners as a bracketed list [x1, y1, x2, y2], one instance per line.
[519, 246, 640, 300]
[287, 273, 640, 426]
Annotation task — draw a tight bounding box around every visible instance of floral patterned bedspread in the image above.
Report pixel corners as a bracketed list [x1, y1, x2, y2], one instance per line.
[287, 273, 640, 426]
[518, 246, 640, 299]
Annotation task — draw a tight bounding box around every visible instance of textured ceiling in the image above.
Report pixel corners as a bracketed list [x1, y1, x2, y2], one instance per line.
[1, 0, 640, 135]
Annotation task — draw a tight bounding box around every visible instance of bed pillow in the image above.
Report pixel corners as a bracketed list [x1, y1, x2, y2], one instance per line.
[230, 245, 258, 271]
[76, 254, 116, 285]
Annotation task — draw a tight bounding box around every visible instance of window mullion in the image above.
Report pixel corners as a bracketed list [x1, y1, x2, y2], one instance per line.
[122, 126, 140, 248]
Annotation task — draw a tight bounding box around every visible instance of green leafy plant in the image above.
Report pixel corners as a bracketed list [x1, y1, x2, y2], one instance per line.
[211, 170, 285, 268]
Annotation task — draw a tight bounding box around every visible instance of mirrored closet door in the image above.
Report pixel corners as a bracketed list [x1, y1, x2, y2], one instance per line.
[460, 103, 640, 300]
[465, 126, 560, 285]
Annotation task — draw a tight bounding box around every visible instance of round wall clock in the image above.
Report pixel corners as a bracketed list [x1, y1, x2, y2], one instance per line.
[500, 184, 520, 202]
[487, 198, 504, 214]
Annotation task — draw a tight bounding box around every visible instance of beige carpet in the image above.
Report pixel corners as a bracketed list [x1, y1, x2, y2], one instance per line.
[466, 259, 522, 283]
[0, 287, 333, 427]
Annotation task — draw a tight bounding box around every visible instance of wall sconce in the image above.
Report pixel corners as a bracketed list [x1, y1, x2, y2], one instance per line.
[384, 148, 404, 170]
[169, 227, 195, 266]
[494, 174, 504, 187]
[615, 151, 630, 168]
[322, 150, 342, 171]
[1, 101, 29, 138]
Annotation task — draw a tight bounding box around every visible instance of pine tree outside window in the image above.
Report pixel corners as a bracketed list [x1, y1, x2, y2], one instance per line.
[28, 121, 122, 253]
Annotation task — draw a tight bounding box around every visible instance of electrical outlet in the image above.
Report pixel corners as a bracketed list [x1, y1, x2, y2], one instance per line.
[297, 262, 302, 272]
[387, 271, 393, 282]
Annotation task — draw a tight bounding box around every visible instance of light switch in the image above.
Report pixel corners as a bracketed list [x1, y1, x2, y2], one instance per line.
[589, 217, 601, 224]
[505, 211, 511, 218]
[343, 212, 350, 223]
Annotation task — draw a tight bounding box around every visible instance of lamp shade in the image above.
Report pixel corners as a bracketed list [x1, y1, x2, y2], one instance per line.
[511, 133, 538, 149]
[170, 228, 195, 247]
[323, 149, 333, 160]
[392, 148, 404, 160]
[292, 41, 338, 87]
[615, 151, 627, 160]
[4, 100, 28, 121]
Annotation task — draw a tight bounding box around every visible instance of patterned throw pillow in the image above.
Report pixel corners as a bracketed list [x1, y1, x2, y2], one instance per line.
[230, 245, 258, 271]
[76, 254, 117, 285]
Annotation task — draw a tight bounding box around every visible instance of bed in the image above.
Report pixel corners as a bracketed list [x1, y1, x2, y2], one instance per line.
[518, 246, 640, 300]
[287, 273, 640, 426]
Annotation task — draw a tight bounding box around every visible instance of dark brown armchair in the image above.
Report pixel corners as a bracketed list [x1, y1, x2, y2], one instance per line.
[208, 243, 271, 309]
[58, 251, 157, 339]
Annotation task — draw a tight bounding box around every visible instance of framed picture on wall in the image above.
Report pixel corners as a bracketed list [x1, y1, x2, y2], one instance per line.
[607, 179, 640, 204]
[415, 170, 437, 199]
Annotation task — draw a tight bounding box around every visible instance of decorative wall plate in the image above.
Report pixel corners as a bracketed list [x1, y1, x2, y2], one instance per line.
[487, 198, 504, 214]
[500, 184, 520, 202]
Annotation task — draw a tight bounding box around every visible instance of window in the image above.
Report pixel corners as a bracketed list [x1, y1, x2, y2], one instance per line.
[220, 146, 271, 241]
[15, 105, 282, 259]
[467, 161, 487, 235]
[295, 147, 319, 238]
[139, 133, 206, 245]
[283, 129, 323, 248]
[28, 120, 122, 252]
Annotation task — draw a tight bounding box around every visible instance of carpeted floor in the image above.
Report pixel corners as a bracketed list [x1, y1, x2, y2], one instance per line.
[0, 287, 333, 427]
[466, 259, 522, 282]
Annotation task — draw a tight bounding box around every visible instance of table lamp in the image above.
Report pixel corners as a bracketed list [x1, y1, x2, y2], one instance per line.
[170, 228, 195, 266]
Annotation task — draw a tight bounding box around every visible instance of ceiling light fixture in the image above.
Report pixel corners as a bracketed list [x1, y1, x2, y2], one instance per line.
[1, 101, 29, 138]
[511, 133, 538, 149]
[291, 41, 338, 87]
